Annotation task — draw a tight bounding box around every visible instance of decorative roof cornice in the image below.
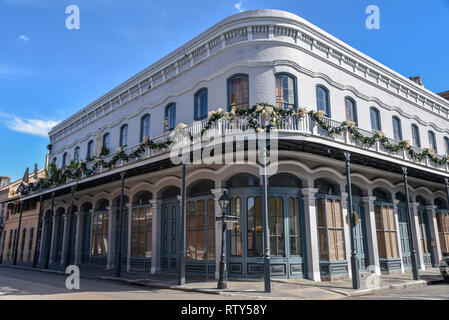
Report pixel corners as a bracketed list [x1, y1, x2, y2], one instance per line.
[49, 9, 449, 144]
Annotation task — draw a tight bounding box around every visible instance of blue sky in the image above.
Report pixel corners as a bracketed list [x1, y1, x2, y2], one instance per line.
[0, 0, 448, 181]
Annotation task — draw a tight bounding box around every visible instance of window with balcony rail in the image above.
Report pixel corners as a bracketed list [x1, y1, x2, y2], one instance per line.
[120, 124, 128, 147]
[62, 152, 67, 168]
[445, 137, 449, 155]
[411, 124, 421, 147]
[87, 140, 94, 158]
[344, 97, 357, 124]
[228, 74, 249, 110]
[316, 85, 330, 117]
[73, 147, 80, 162]
[370, 107, 381, 132]
[428, 130, 437, 152]
[194, 88, 208, 120]
[140, 114, 150, 141]
[102, 133, 110, 153]
[392, 116, 403, 141]
[164, 103, 176, 131]
[275, 74, 297, 109]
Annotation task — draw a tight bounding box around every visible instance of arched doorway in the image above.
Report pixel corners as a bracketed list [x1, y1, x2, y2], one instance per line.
[90, 199, 109, 266]
[374, 189, 400, 273]
[113, 195, 129, 270]
[41, 210, 53, 266]
[66, 205, 78, 265]
[160, 186, 180, 272]
[227, 173, 305, 278]
[186, 179, 215, 276]
[130, 191, 152, 272]
[346, 184, 368, 272]
[315, 178, 347, 279]
[53, 207, 65, 264]
[396, 191, 411, 270]
[416, 196, 432, 267]
[435, 198, 449, 257]
[80, 202, 92, 265]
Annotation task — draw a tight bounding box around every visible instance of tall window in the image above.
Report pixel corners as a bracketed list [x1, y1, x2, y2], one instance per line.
[288, 197, 302, 256]
[19, 228, 26, 261]
[73, 147, 80, 162]
[370, 107, 381, 132]
[230, 197, 242, 256]
[445, 137, 449, 155]
[247, 197, 262, 257]
[275, 74, 296, 109]
[228, 75, 249, 110]
[164, 103, 176, 131]
[316, 85, 330, 117]
[392, 116, 402, 141]
[269, 197, 285, 256]
[91, 212, 109, 256]
[317, 198, 345, 261]
[131, 205, 152, 258]
[62, 153, 67, 168]
[344, 97, 357, 124]
[428, 131, 437, 152]
[102, 133, 110, 152]
[375, 205, 399, 259]
[140, 114, 151, 141]
[194, 89, 208, 120]
[27, 227, 34, 262]
[411, 124, 421, 147]
[87, 140, 94, 159]
[436, 212, 449, 255]
[120, 124, 128, 147]
[186, 199, 215, 261]
[418, 208, 430, 255]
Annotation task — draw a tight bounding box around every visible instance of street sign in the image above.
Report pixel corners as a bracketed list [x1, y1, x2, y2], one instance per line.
[216, 215, 239, 223]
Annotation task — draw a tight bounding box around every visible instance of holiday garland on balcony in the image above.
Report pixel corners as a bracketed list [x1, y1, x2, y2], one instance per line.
[18, 103, 449, 196]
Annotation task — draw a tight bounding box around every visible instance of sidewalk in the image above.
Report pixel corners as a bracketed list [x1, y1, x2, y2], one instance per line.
[2, 263, 443, 300]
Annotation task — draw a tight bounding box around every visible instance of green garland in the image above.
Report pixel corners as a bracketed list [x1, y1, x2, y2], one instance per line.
[18, 103, 449, 196]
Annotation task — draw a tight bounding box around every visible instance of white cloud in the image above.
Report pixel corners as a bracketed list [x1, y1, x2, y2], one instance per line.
[234, 1, 244, 12]
[18, 35, 29, 42]
[0, 112, 59, 137]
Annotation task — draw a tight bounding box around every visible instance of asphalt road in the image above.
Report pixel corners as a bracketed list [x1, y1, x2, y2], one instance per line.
[346, 282, 449, 300]
[0, 267, 253, 300]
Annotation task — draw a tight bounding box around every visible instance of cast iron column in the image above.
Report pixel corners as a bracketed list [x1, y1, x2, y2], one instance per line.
[402, 167, 419, 280]
[63, 186, 75, 269]
[262, 145, 271, 292]
[44, 190, 55, 269]
[444, 178, 449, 254]
[178, 163, 186, 285]
[33, 195, 44, 268]
[13, 199, 24, 265]
[344, 152, 360, 289]
[217, 193, 227, 289]
[115, 172, 126, 277]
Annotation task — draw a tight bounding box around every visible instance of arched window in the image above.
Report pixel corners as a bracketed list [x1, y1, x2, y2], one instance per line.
[344, 97, 357, 124]
[228, 74, 249, 110]
[392, 116, 402, 141]
[62, 153, 67, 168]
[316, 85, 330, 116]
[120, 124, 128, 147]
[164, 103, 176, 131]
[73, 147, 80, 162]
[140, 114, 150, 141]
[275, 74, 297, 109]
[86, 140, 94, 159]
[428, 130, 437, 152]
[102, 133, 110, 153]
[194, 89, 208, 120]
[411, 124, 421, 147]
[370, 107, 381, 132]
[445, 137, 449, 155]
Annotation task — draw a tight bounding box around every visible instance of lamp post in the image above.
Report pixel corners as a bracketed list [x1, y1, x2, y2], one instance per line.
[261, 145, 271, 293]
[402, 167, 419, 280]
[217, 190, 230, 289]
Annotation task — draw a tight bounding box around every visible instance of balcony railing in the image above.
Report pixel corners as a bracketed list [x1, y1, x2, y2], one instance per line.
[33, 114, 449, 196]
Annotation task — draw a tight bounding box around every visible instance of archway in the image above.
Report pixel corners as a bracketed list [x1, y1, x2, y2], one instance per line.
[159, 186, 180, 272]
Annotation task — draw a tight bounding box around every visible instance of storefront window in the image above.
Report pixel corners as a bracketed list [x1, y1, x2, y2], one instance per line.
[289, 197, 302, 257]
[230, 197, 242, 256]
[186, 199, 215, 261]
[317, 197, 345, 261]
[437, 212, 449, 255]
[91, 212, 108, 256]
[269, 197, 285, 257]
[131, 206, 152, 258]
[247, 197, 262, 257]
[374, 205, 399, 259]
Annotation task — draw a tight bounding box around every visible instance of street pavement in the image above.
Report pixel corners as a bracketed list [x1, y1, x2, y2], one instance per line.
[345, 282, 449, 300]
[0, 267, 253, 300]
